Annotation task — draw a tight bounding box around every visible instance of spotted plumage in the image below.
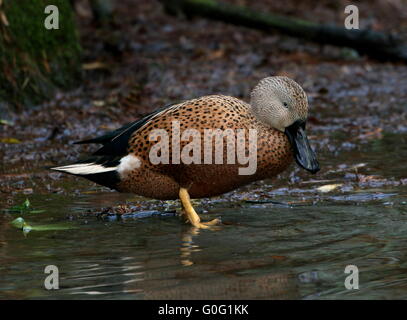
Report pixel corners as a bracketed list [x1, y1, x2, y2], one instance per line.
[52, 76, 320, 228]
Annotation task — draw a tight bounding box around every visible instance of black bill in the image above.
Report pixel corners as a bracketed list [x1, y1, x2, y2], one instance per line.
[285, 120, 320, 174]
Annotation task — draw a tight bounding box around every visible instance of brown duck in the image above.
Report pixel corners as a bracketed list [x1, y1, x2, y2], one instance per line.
[52, 76, 320, 228]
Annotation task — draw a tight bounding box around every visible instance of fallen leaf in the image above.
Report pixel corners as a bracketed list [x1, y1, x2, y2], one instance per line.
[92, 100, 105, 107]
[23, 198, 30, 209]
[23, 223, 32, 236]
[0, 138, 21, 144]
[82, 61, 109, 70]
[317, 183, 343, 193]
[354, 128, 383, 141]
[30, 210, 46, 214]
[207, 49, 225, 60]
[10, 217, 75, 236]
[11, 217, 25, 229]
[271, 255, 287, 260]
[29, 224, 75, 231]
[0, 119, 13, 126]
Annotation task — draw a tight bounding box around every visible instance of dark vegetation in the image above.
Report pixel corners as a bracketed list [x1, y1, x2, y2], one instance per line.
[0, 0, 81, 112]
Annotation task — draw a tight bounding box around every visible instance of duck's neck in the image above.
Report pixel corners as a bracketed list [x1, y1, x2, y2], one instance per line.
[248, 103, 272, 129]
[249, 102, 287, 132]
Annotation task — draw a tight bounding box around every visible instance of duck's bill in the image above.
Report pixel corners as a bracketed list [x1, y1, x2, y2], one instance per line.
[285, 120, 320, 174]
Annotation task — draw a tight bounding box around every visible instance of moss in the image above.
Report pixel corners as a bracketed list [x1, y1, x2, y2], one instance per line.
[0, 0, 81, 111]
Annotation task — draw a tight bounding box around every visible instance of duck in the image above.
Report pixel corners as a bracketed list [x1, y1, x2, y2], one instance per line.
[52, 76, 320, 229]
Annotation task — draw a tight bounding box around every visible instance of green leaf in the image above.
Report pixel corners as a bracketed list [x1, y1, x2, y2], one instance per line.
[23, 198, 30, 209]
[11, 217, 25, 228]
[6, 198, 46, 215]
[22, 223, 33, 236]
[0, 119, 13, 126]
[29, 210, 45, 214]
[8, 205, 24, 212]
[10, 216, 75, 236]
[29, 224, 74, 231]
[0, 138, 21, 144]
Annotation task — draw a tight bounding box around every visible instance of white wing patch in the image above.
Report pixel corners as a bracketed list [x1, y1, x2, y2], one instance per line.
[51, 163, 117, 175]
[52, 154, 141, 177]
[117, 154, 141, 178]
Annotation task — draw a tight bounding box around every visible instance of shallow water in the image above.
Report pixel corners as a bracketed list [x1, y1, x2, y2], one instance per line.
[1, 133, 406, 299]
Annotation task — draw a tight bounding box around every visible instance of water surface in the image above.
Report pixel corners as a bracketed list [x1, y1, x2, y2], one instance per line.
[1, 133, 406, 299]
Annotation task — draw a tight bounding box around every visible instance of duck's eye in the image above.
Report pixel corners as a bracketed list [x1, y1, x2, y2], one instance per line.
[283, 102, 288, 108]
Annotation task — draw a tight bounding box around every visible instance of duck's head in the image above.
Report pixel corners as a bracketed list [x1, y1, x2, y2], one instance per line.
[250, 76, 320, 174]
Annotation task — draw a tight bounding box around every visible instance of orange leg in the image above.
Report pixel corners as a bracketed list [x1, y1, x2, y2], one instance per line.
[179, 188, 220, 229]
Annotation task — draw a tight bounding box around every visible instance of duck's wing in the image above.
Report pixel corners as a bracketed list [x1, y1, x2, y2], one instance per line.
[51, 103, 176, 189]
[75, 103, 176, 157]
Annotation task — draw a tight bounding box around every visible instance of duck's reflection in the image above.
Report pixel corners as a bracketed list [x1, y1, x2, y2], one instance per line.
[160, 225, 301, 299]
[180, 227, 204, 266]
